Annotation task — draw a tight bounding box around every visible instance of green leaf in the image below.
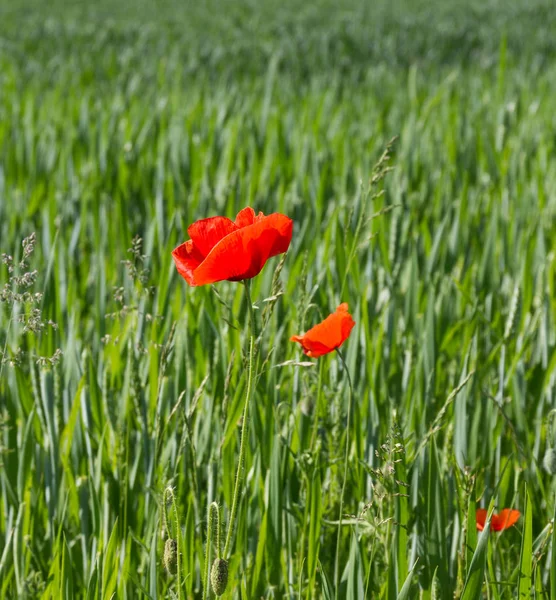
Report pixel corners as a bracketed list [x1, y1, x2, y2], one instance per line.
[397, 561, 417, 600]
[466, 493, 477, 569]
[101, 519, 119, 599]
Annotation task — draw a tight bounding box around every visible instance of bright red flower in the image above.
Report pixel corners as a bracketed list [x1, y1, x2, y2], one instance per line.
[475, 508, 521, 532]
[290, 303, 355, 358]
[172, 207, 293, 286]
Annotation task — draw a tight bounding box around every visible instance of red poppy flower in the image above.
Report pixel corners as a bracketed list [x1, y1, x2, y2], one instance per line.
[475, 508, 521, 532]
[290, 303, 355, 358]
[172, 207, 293, 286]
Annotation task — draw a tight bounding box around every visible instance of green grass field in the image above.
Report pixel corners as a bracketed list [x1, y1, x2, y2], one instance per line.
[2, 0, 556, 597]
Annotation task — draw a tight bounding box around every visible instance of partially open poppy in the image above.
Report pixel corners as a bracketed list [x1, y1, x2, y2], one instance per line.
[475, 508, 521, 532]
[172, 207, 293, 286]
[290, 303, 355, 358]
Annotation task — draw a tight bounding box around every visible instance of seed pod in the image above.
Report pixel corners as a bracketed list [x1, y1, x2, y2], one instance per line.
[543, 448, 556, 475]
[163, 538, 178, 575]
[210, 558, 229, 596]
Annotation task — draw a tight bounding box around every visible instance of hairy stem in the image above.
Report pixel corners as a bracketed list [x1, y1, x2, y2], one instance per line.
[223, 281, 256, 559]
[334, 349, 354, 598]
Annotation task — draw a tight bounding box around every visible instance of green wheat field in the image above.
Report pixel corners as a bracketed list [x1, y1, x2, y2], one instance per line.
[2, 0, 556, 597]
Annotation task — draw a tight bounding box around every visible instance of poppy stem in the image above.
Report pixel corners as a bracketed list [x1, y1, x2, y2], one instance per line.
[334, 348, 354, 598]
[223, 281, 256, 560]
[309, 359, 324, 451]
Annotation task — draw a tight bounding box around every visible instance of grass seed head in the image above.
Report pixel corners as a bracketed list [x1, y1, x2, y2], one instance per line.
[163, 538, 178, 575]
[211, 558, 229, 596]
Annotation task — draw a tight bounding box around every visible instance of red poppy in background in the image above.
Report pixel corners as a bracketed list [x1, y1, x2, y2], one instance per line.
[290, 303, 355, 358]
[172, 207, 293, 286]
[476, 508, 521, 532]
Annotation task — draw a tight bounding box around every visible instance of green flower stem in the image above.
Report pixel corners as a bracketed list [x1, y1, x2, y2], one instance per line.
[334, 348, 354, 599]
[223, 281, 256, 559]
[215, 503, 222, 559]
[162, 488, 172, 540]
[309, 359, 324, 451]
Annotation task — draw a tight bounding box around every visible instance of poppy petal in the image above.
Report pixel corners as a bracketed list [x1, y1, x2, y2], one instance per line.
[193, 213, 293, 285]
[475, 508, 487, 532]
[172, 240, 205, 286]
[475, 508, 520, 532]
[338, 305, 356, 338]
[291, 303, 355, 358]
[302, 304, 355, 348]
[187, 216, 238, 257]
[492, 509, 520, 531]
[302, 314, 344, 349]
[235, 207, 264, 228]
[289, 335, 332, 358]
